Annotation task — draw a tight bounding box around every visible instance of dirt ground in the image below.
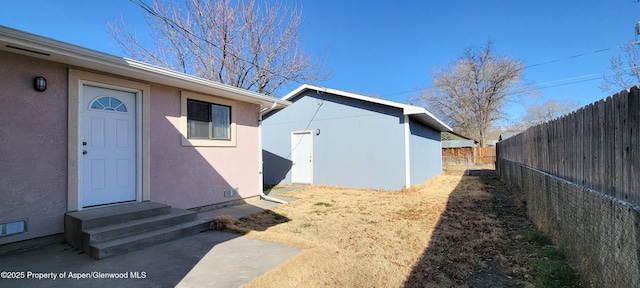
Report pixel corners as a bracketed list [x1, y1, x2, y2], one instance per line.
[218, 170, 552, 287]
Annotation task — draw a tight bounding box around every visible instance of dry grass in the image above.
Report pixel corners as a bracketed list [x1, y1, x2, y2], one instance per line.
[211, 211, 290, 234]
[226, 175, 516, 288]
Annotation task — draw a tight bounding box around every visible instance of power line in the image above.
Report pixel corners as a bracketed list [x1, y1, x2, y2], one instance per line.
[523, 44, 627, 69]
[381, 73, 605, 98]
[381, 43, 636, 98]
[382, 88, 426, 97]
[512, 76, 601, 94]
[131, 0, 635, 99]
[129, 0, 302, 87]
[286, 99, 324, 159]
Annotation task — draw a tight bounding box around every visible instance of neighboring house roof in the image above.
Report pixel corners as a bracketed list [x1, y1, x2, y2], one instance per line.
[0, 25, 290, 110]
[486, 140, 499, 147]
[442, 131, 477, 141]
[282, 84, 452, 132]
[499, 131, 521, 141]
[442, 140, 476, 148]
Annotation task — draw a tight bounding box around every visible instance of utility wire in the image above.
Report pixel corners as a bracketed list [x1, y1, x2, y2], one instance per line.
[381, 73, 605, 98]
[129, 0, 301, 87]
[523, 44, 627, 69]
[285, 99, 324, 159]
[382, 43, 637, 98]
[131, 0, 634, 99]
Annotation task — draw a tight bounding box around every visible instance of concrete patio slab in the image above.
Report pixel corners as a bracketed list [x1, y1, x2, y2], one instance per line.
[176, 236, 301, 287]
[0, 198, 302, 288]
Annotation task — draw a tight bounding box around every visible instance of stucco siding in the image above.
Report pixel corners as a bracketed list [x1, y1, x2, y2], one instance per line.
[149, 85, 260, 209]
[263, 90, 406, 190]
[0, 48, 263, 245]
[0, 51, 68, 244]
[409, 118, 442, 186]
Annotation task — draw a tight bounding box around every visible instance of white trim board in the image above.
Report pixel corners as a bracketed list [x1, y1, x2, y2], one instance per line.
[404, 115, 411, 189]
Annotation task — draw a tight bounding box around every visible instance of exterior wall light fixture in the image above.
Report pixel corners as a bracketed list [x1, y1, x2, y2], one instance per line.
[34, 76, 47, 92]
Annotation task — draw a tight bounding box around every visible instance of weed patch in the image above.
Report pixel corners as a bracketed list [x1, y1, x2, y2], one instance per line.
[532, 247, 575, 288]
[210, 211, 290, 234]
[313, 202, 333, 207]
[210, 215, 249, 234]
[521, 229, 553, 246]
[520, 230, 576, 288]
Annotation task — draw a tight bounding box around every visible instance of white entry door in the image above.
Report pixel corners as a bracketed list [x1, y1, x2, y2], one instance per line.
[291, 131, 312, 184]
[82, 85, 137, 207]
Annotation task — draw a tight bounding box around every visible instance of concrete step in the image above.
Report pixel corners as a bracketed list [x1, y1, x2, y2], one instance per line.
[64, 202, 215, 259]
[66, 202, 172, 230]
[88, 218, 211, 259]
[84, 208, 198, 246]
[65, 202, 173, 251]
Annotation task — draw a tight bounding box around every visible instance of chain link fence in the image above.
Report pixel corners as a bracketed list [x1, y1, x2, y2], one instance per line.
[498, 159, 640, 287]
[496, 87, 640, 287]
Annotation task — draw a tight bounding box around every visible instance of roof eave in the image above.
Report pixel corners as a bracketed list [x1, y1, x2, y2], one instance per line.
[0, 25, 290, 110]
[405, 110, 452, 132]
[284, 84, 452, 132]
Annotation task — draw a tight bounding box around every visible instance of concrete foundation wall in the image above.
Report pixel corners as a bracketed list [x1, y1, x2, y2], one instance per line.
[498, 159, 640, 287]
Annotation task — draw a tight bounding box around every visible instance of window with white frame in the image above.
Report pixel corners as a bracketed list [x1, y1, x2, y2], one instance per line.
[181, 91, 236, 147]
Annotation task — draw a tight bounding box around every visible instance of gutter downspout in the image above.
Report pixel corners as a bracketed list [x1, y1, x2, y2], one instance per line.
[258, 102, 289, 204]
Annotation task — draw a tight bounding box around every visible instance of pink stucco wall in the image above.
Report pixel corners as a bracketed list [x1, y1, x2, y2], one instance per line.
[1, 49, 262, 246]
[0, 51, 68, 245]
[149, 84, 261, 209]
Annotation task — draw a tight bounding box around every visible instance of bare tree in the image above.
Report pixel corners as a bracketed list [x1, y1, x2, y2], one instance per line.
[601, 40, 640, 93]
[521, 99, 581, 126]
[109, 0, 328, 95]
[421, 41, 530, 147]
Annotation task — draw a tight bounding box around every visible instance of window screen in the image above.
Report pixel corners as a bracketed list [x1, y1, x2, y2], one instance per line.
[187, 99, 231, 140]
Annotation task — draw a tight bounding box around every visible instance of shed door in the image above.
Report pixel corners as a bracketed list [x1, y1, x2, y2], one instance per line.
[81, 85, 137, 207]
[291, 131, 312, 184]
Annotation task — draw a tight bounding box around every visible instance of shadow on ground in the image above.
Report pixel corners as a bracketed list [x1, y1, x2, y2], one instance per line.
[0, 231, 239, 288]
[403, 169, 538, 288]
[0, 201, 295, 288]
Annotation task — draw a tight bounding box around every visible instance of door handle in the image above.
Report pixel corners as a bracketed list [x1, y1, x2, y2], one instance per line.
[82, 141, 87, 146]
[82, 150, 87, 155]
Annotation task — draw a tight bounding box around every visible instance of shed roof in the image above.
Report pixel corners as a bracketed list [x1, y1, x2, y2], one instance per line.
[282, 84, 452, 132]
[0, 26, 290, 110]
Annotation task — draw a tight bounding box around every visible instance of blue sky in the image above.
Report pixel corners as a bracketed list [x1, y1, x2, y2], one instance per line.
[1, 0, 638, 126]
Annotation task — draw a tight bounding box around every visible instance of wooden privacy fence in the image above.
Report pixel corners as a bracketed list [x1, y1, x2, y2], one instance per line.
[496, 87, 640, 287]
[442, 147, 496, 164]
[498, 86, 640, 206]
